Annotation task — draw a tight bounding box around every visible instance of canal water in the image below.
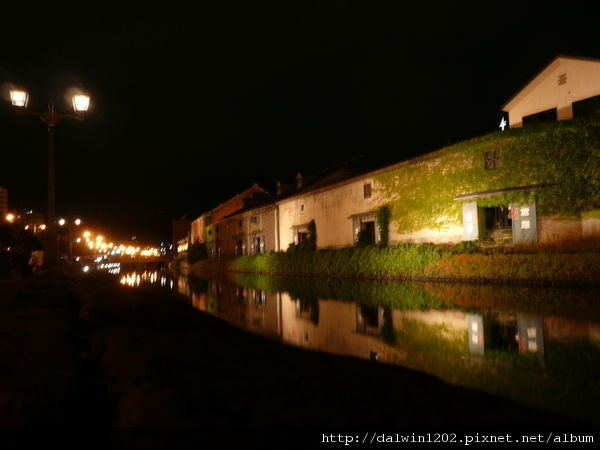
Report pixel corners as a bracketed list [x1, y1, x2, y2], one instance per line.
[111, 263, 600, 426]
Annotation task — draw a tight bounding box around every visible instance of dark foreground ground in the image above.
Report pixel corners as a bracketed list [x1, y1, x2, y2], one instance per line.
[0, 268, 593, 443]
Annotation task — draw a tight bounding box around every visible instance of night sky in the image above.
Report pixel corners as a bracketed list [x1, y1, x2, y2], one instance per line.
[1, 1, 598, 246]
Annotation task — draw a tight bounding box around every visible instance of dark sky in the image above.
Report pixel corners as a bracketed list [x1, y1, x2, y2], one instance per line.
[1, 1, 598, 246]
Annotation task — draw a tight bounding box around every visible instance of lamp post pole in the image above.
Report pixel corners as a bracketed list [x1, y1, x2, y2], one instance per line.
[45, 105, 58, 267]
[9, 90, 90, 268]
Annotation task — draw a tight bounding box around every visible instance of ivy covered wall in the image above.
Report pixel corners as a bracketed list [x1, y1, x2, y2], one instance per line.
[373, 117, 600, 236]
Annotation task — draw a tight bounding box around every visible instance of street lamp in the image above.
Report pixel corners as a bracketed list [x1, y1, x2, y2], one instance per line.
[59, 218, 81, 262]
[9, 87, 90, 268]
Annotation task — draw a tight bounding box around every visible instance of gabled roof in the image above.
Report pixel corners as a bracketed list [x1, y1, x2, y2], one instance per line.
[220, 155, 384, 219]
[501, 55, 600, 112]
[207, 183, 266, 213]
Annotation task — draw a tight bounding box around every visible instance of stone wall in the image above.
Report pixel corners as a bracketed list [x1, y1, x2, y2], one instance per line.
[537, 215, 583, 242]
[583, 217, 600, 236]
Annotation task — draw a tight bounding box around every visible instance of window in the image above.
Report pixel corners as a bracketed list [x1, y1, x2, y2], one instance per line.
[523, 108, 557, 126]
[297, 231, 309, 243]
[236, 237, 246, 256]
[251, 236, 265, 255]
[484, 150, 501, 170]
[351, 214, 378, 246]
[358, 221, 376, 245]
[237, 287, 247, 305]
[250, 215, 260, 224]
[573, 94, 600, 118]
[364, 183, 372, 199]
[300, 202, 305, 214]
[356, 306, 382, 335]
[253, 290, 266, 309]
[293, 226, 309, 245]
[483, 205, 511, 229]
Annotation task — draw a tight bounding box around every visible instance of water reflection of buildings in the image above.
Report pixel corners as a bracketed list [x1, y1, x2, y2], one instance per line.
[113, 268, 600, 424]
[468, 313, 545, 356]
[185, 279, 600, 368]
[190, 281, 281, 339]
[116, 270, 600, 369]
[282, 294, 401, 362]
[174, 274, 191, 302]
[151, 273, 600, 425]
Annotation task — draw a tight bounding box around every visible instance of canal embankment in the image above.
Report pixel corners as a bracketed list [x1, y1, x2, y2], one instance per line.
[194, 240, 600, 286]
[0, 267, 589, 430]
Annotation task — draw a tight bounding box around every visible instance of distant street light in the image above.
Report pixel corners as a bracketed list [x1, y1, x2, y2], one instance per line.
[8, 87, 90, 268]
[59, 218, 81, 262]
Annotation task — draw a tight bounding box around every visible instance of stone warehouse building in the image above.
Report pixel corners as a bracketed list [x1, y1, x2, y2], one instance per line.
[206, 158, 382, 257]
[186, 56, 600, 257]
[190, 184, 266, 258]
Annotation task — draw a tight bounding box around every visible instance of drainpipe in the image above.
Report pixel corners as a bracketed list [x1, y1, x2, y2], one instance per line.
[274, 206, 280, 252]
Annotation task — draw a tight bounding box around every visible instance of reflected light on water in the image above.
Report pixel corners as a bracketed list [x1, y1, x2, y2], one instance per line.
[100, 262, 121, 275]
[120, 272, 142, 287]
[119, 269, 170, 288]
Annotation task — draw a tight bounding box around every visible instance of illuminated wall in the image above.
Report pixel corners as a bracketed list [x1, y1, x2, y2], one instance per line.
[503, 56, 600, 128]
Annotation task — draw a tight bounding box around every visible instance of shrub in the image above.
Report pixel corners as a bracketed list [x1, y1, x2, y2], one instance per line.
[287, 220, 317, 253]
[450, 240, 480, 255]
[376, 205, 391, 248]
[354, 230, 373, 248]
[187, 240, 208, 264]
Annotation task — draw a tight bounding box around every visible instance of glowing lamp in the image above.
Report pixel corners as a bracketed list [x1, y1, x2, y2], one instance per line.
[72, 95, 90, 112]
[10, 89, 29, 108]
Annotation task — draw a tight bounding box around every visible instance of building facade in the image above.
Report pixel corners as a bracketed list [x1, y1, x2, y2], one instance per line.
[173, 219, 192, 257]
[184, 56, 600, 256]
[190, 184, 267, 258]
[502, 56, 600, 128]
[277, 175, 381, 250]
[219, 202, 279, 258]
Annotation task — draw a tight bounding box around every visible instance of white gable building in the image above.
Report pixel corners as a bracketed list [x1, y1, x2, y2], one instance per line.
[502, 55, 600, 128]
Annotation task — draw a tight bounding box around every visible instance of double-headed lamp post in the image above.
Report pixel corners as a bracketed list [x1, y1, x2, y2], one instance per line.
[9, 88, 90, 268]
[59, 218, 81, 262]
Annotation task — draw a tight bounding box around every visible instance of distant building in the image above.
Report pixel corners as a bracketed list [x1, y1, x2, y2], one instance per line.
[190, 183, 267, 258]
[215, 157, 384, 256]
[172, 219, 192, 257]
[190, 215, 208, 247]
[502, 55, 600, 128]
